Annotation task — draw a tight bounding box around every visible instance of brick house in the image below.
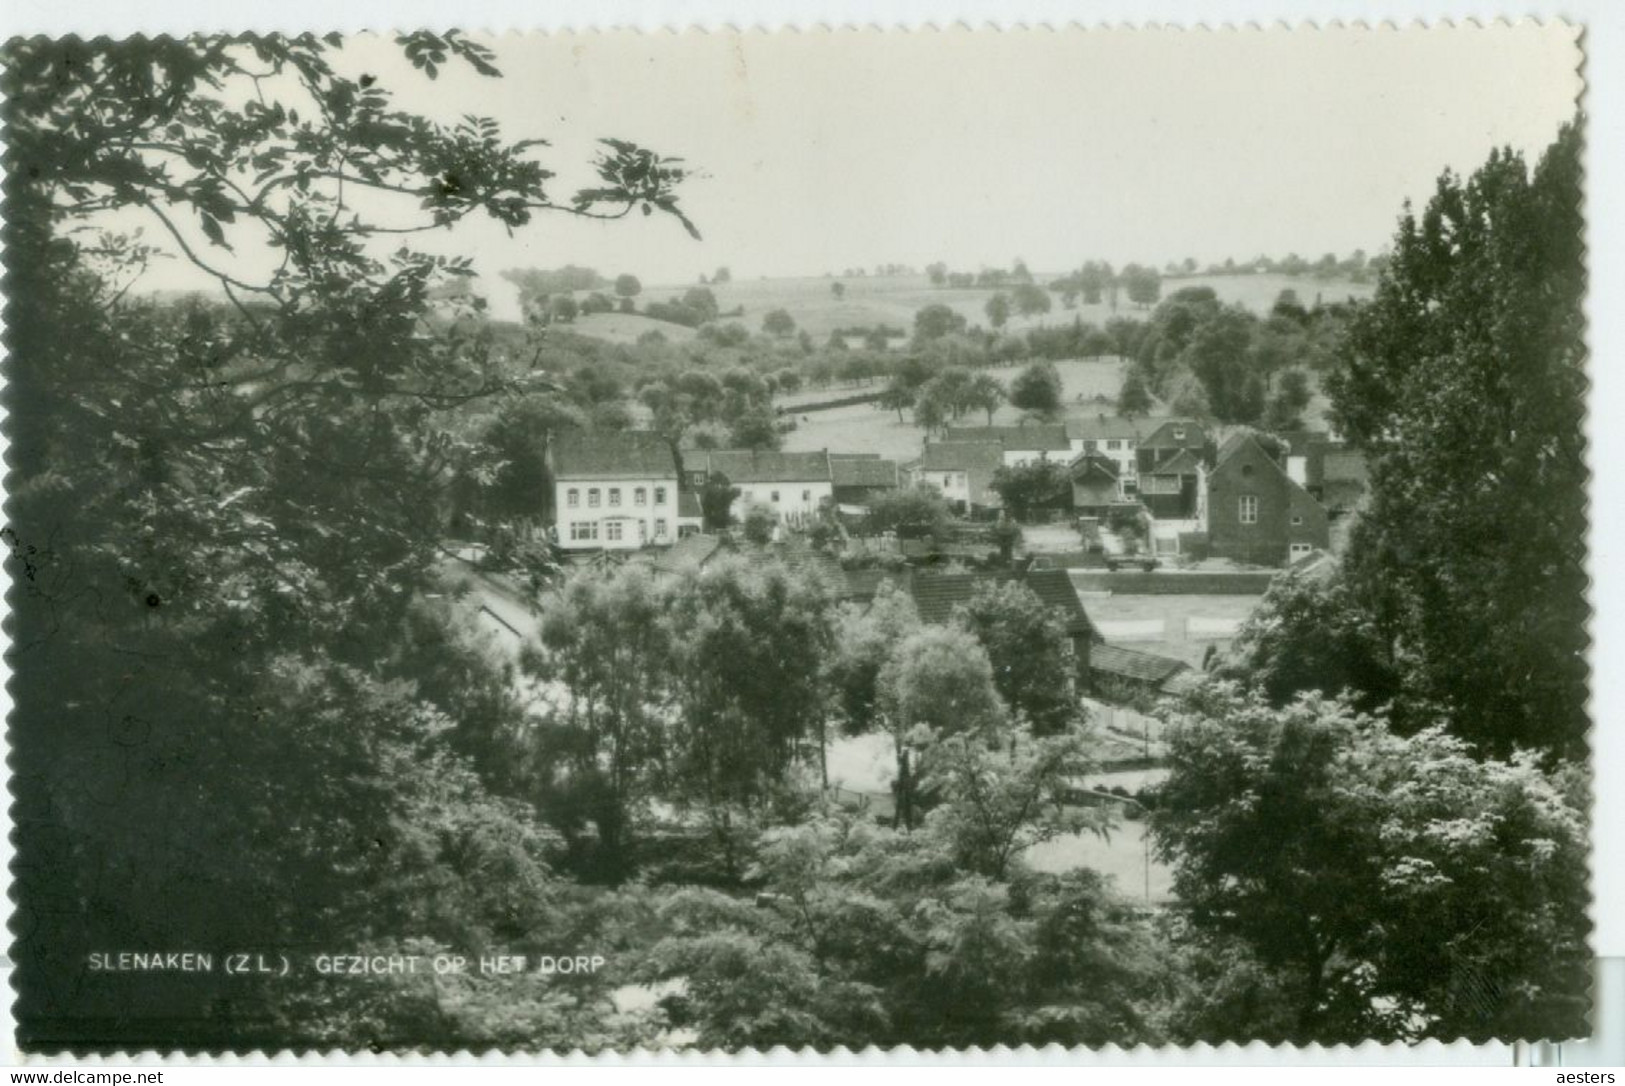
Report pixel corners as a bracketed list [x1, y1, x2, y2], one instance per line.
[550, 430, 683, 551]
[1205, 432, 1329, 566]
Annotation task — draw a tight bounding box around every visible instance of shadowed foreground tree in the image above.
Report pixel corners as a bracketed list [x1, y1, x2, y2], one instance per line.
[1152, 684, 1589, 1045]
[1327, 121, 1586, 759]
[3, 33, 693, 1047]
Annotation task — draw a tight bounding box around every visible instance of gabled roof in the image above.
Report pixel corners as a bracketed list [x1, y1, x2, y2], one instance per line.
[1066, 416, 1152, 442]
[1139, 418, 1207, 450]
[917, 441, 1005, 472]
[831, 456, 901, 489]
[552, 429, 678, 479]
[653, 533, 727, 574]
[702, 449, 832, 484]
[1147, 448, 1203, 476]
[941, 424, 1071, 452]
[1090, 643, 1191, 686]
[768, 540, 849, 597]
[1069, 453, 1120, 482]
[906, 568, 1098, 640]
[913, 440, 1006, 507]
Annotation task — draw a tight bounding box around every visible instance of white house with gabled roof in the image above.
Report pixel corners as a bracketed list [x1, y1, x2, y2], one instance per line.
[549, 430, 681, 550]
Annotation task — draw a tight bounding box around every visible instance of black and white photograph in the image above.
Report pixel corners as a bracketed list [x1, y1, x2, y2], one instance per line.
[0, 22, 1601, 1055]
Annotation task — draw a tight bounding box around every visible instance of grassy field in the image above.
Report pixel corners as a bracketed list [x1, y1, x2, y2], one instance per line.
[782, 356, 1133, 460]
[572, 310, 698, 344]
[639, 271, 1375, 342]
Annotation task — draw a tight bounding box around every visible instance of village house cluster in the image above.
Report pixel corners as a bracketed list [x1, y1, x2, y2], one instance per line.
[546, 418, 1367, 568]
[535, 418, 1367, 699]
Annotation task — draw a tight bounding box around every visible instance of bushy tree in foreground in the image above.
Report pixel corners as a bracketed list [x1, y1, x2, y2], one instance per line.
[1328, 121, 1587, 759]
[3, 32, 693, 1046]
[630, 733, 1165, 1051]
[1152, 684, 1589, 1044]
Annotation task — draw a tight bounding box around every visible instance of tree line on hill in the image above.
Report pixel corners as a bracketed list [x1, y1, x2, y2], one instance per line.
[7, 32, 1588, 1052]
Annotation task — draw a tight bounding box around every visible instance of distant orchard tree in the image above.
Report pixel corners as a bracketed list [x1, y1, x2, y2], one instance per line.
[728, 408, 782, 451]
[1009, 361, 1063, 418]
[1012, 282, 1052, 318]
[966, 373, 1007, 424]
[550, 294, 579, 322]
[831, 281, 846, 300]
[682, 285, 720, 322]
[1077, 261, 1113, 305]
[1121, 264, 1163, 308]
[878, 376, 918, 422]
[614, 273, 642, 298]
[985, 292, 1012, 329]
[926, 261, 949, 286]
[775, 369, 803, 394]
[914, 302, 969, 341]
[762, 307, 797, 337]
[712, 265, 732, 284]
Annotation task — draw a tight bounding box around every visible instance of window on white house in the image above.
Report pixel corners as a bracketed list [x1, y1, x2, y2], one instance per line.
[1107, 439, 1122, 450]
[1239, 495, 1259, 524]
[635, 488, 647, 506]
[655, 518, 667, 538]
[1173, 428, 1186, 440]
[1291, 514, 1303, 526]
[654, 486, 667, 504]
[588, 488, 601, 507]
[608, 488, 621, 506]
[771, 490, 780, 503]
[802, 489, 811, 502]
[606, 521, 623, 542]
[570, 522, 599, 541]
[567, 488, 580, 508]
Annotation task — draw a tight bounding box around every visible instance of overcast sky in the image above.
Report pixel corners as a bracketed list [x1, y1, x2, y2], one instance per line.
[130, 25, 1581, 301]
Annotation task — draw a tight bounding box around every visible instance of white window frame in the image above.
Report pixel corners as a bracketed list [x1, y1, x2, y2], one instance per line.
[655, 517, 667, 538]
[588, 488, 601, 508]
[1291, 513, 1303, 526]
[1239, 495, 1259, 525]
[567, 488, 580, 508]
[608, 487, 622, 507]
[771, 490, 781, 503]
[654, 486, 667, 504]
[635, 487, 647, 506]
[606, 521, 623, 542]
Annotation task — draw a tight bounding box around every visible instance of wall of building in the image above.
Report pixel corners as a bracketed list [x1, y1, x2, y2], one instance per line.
[556, 476, 679, 550]
[1206, 442, 1329, 566]
[732, 480, 833, 522]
